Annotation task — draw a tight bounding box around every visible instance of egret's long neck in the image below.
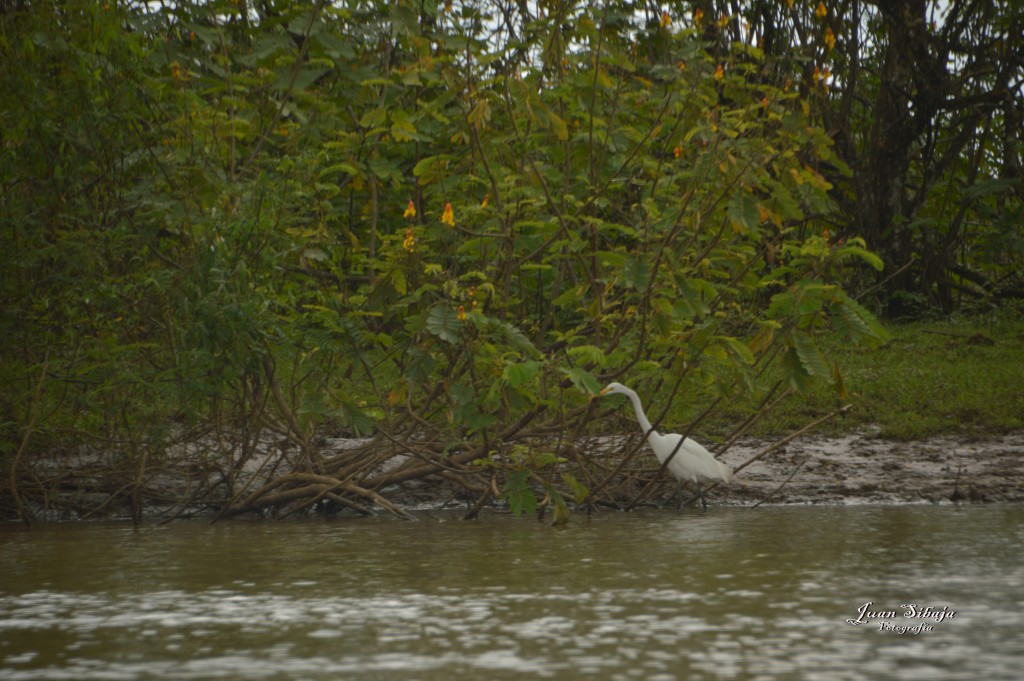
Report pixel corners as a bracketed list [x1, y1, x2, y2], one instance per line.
[624, 388, 656, 438]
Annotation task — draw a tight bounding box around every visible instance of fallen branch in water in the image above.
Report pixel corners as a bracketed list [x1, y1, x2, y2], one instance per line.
[218, 471, 418, 521]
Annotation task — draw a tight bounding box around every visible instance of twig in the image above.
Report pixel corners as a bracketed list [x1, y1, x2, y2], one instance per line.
[752, 458, 807, 508]
[683, 403, 853, 507]
[733, 404, 853, 475]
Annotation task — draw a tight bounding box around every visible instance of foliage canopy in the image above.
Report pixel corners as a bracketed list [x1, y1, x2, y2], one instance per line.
[2, 0, 1017, 519]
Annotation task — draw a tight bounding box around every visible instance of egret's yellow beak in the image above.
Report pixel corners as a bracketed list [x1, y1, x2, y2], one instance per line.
[598, 387, 612, 396]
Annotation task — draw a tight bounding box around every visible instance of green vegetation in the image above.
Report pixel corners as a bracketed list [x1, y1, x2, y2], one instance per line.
[1, 0, 1020, 521]
[824, 313, 1023, 439]
[693, 311, 1024, 440]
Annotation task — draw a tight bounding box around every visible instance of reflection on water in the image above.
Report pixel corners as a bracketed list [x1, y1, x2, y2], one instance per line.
[2, 506, 1023, 680]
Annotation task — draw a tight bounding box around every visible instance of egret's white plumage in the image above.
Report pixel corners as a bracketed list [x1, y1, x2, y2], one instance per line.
[598, 382, 733, 509]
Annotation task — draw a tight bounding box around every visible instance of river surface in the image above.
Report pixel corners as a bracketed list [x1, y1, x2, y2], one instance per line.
[2, 505, 1023, 680]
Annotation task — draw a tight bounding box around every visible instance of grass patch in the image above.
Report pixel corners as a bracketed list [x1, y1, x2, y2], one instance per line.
[699, 310, 1024, 440]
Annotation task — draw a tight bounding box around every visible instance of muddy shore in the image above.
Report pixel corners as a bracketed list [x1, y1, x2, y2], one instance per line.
[709, 429, 1024, 506]
[11, 430, 1024, 521]
[370, 429, 1024, 511]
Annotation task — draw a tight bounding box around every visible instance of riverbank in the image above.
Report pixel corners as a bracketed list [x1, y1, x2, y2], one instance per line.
[412, 429, 1024, 510]
[712, 429, 1024, 506]
[8, 428, 1024, 523]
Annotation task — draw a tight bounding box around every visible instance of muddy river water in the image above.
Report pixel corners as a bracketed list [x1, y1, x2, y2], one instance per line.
[2, 505, 1022, 680]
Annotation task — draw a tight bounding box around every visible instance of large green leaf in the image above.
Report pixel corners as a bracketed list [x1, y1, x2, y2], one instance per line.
[793, 334, 830, 378]
[503, 360, 543, 387]
[425, 306, 461, 344]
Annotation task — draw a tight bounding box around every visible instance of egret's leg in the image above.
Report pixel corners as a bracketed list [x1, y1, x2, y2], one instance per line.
[675, 480, 684, 511]
[697, 482, 707, 512]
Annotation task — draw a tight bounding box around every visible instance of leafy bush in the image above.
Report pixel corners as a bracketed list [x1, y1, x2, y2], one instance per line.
[1, 1, 889, 519]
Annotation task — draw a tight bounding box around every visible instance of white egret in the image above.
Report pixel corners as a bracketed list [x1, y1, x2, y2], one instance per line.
[597, 382, 733, 510]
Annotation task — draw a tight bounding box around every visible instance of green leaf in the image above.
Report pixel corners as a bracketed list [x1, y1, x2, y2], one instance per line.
[319, 163, 361, 180]
[727, 189, 761, 233]
[561, 367, 601, 396]
[485, 319, 542, 359]
[720, 336, 755, 365]
[503, 360, 543, 387]
[390, 3, 421, 35]
[548, 110, 569, 141]
[404, 347, 436, 384]
[767, 290, 793, 318]
[793, 334, 829, 378]
[567, 344, 606, 367]
[561, 472, 590, 503]
[781, 345, 812, 392]
[503, 470, 538, 516]
[425, 306, 461, 344]
[339, 401, 374, 436]
[622, 255, 651, 290]
[550, 489, 570, 526]
[390, 109, 418, 142]
[412, 154, 452, 185]
[833, 292, 889, 345]
[451, 382, 497, 430]
[834, 243, 884, 271]
[468, 99, 491, 129]
[359, 106, 387, 129]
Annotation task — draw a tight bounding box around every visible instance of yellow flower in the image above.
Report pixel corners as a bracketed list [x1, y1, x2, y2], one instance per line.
[673, 146, 683, 158]
[815, 1, 827, 18]
[404, 199, 416, 218]
[457, 305, 466, 321]
[677, 60, 686, 71]
[403, 228, 415, 253]
[441, 201, 455, 226]
[481, 194, 490, 208]
[694, 8, 704, 24]
[660, 11, 671, 28]
[824, 27, 836, 50]
[714, 64, 724, 81]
